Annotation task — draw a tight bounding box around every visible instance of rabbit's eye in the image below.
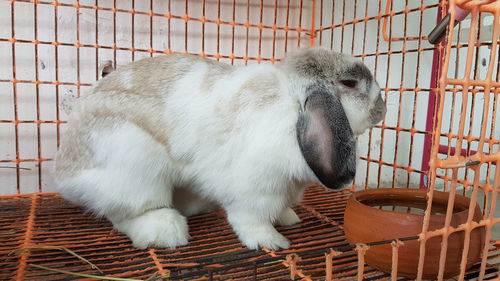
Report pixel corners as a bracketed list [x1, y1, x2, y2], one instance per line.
[340, 79, 358, 89]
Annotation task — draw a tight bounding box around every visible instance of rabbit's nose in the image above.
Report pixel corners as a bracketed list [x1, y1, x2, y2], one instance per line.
[370, 95, 386, 125]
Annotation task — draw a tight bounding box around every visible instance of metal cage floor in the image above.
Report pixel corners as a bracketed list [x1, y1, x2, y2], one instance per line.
[1, 186, 499, 281]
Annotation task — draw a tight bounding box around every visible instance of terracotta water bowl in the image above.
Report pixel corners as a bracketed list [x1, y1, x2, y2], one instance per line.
[343, 188, 484, 279]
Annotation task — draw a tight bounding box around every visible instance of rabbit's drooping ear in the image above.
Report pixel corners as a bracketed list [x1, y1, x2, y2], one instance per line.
[297, 86, 356, 190]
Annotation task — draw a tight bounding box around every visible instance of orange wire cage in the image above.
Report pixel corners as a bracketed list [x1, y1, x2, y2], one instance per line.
[0, 0, 499, 280]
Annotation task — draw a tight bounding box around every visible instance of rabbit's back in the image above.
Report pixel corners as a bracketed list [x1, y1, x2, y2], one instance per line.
[93, 54, 232, 95]
[56, 54, 301, 191]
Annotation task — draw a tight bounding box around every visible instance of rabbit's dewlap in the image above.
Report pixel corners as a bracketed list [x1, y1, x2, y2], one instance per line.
[55, 48, 386, 250]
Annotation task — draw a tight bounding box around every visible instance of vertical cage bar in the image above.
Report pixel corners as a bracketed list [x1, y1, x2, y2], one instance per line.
[149, 0, 153, 57]
[325, 249, 341, 281]
[340, 0, 345, 54]
[258, 0, 263, 61]
[420, 3, 445, 189]
[76, 1, 81, 96]
[167, 0, 171, 53]
[201, 0, 206, 57]
[271, 0, 278, 63]
[348, 0, 358, 191]
[34, 1, 42, 192]
[377, 0, 393, 189]
[95, 0, 99, 81]
[445, 86, 458, 194]
[407, 1, 428, 189]
[349, 0, 357, 54]
[14, 194, 38, 280]
[363, 0, 383, 191]
[11, 0, 20, 194]
[230, 0, 235, 65]
[325, 251, 333, 281]
[355, 244, 368, 281]
[479, 165, 500, 280]
[284, 0, 290, 53]
[54, 1, 61, 150]
[216, 0, 221, 61]
[317, 0, 323, 45]
[184, 0, 188, 53]
[390, 0, 410, 189]
[309, 0, 316, 47]
[297, 0, 303, 47]
[113, 0, 117, 68]
[131, 0, 135, 60]
[10, 2, 21, 194]
[360, 0, 370, 62]
[390, 240, 402, 280]
[328, 0, 334, 50]
[244, 0, 249, 64]
[436, 168, 459, 281]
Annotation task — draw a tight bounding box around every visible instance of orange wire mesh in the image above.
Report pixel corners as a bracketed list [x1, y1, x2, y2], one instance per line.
[1, 187, 388, 280]
[0, 0, 314, 194]
[418, 1, 500, 281]
[0, 0, 499, 280]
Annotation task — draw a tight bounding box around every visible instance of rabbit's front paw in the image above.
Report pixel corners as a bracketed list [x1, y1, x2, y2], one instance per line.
[238, 223, 290, 250]
[113, 208, 190, 249]
[276, 207, 301, 226]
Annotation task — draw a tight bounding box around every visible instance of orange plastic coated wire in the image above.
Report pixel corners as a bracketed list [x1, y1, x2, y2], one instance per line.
[355, 244, 369, 281]
[390, 240, 403, 281]
[1, 0, 499, 280]
[416, 1, 500, 280]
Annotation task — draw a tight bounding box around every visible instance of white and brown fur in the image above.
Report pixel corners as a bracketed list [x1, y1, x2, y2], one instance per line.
[55, 48, 386, 250]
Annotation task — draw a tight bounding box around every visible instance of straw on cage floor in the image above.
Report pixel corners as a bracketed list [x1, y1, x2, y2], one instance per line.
[0, 185, 499, 281]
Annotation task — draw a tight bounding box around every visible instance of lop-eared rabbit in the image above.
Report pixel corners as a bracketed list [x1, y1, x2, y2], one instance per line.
[55, 48, 386, 250]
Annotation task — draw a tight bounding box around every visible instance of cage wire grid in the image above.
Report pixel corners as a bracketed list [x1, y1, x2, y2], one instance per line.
[0, 0, 499, 280]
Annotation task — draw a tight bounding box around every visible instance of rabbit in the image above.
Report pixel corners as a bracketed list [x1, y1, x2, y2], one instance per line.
[55, 47, 386, 250]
